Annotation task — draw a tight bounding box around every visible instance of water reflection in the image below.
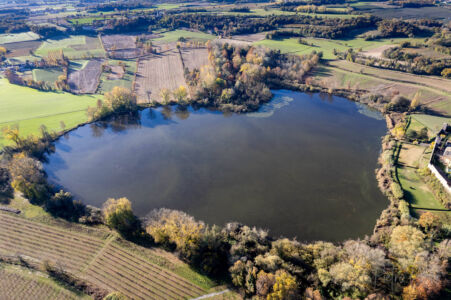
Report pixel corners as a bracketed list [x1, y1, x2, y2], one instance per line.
[45, 90, 387, 241]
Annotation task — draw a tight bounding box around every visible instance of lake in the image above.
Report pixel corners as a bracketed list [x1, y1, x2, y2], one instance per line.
[45, 90, 388, 241]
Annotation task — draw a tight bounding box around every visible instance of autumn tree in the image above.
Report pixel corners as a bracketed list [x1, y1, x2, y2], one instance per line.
[0, 167, 13, 202]
[172, 85, 188, 104]
[45, 190, 85, 221]
[102, 197, 141, 238]
[146, 208, 204, 259]
[267, 270, 298, 300]
[8, 153, 50, 204]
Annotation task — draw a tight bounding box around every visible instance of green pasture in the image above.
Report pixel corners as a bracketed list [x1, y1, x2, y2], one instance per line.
[0, 32, 40, 44]
[397, 165, 445, 211]
[68, 16, 112, 24]
[153, 30, 216, 43]
[254, 36, 426, 60]
[0, 78, 97, 148]
[98, 60, 137, 93]
[32, 68, 65, 85]
[35, 35, 105, 59]
[411, 114, 450, 136]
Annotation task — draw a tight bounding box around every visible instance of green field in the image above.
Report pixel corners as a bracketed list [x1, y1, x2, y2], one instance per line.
[0, 32, 40, 44]
[98, 60, 137, 93]
[0, 78, 97, 148]
[68, 16, 113, 25]
[153, 30, 216, 43]
[410, 114, 450, 136]
[398, 166, 445, 210]
[35, 35, 105, 59]
[32, 68, 65, 85]
[254, 36, 426, 60]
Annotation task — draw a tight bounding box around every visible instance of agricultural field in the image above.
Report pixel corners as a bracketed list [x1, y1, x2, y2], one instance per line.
[1, 40, 42, 58]
[152, 30, 216, 44]
[254, 36, 426, 60]
[410, 114, 451, 135]
[180, 48, 209, 71]
[32, 68, 65, 86]
[35, 35, 105, 59]
[0, 32, 40, 44]
[135, 48, 187, 103]
[0, 264, 91, 300]
[0, 78, 96, 148]
[68, 59, 103, 94]
[98, 59, 137, 93]
[0, 200, 217, 300]
[309, 60, 451, 116]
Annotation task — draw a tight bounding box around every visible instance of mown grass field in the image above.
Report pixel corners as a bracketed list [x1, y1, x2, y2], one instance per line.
[32, 68, 65, 85]
[98, 60, 137, 93]
[0, 196, 218, 300]
[35, 35, 105, 59]
[0, 263, 91, 300]
[410, 114, 450, 136]
[0, 78, 97, 148]
[396, 143, 450, 222]
[254, 36, 426, 60]
[153, 30, 216, 43]
[0, 32, 40, 44]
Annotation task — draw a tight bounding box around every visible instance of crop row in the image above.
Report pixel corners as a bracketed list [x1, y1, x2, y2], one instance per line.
[108, 243, 205, 296]
[0, 268, 79, 300]
[0, 218, 101, 258]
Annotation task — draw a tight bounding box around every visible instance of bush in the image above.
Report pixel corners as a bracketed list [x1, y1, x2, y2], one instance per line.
[8, 153, 50, 204]
[0, 166, 13, 202]
[45, 190, 85, 221]
[391, 181, 404, 199]
[102, 197, 141, 239]
[146, 209, 205, 259]
[87, 87, 137, 120]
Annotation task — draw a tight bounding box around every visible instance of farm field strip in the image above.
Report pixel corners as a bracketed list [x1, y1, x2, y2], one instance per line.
[0, 32, 40, 44]
[0, 213, 104, 245]
[0, 268, 82, 300]
[0, 215, 104, 247]
[108, 243, 205, 295]
[101, 249, 199, 299]
[0, 233, 90, 271]
[135, 49, 187, 103]
[89, 256, 173, 300]
[85, 267, 148, 300]
[0, 241, 84, 273]
[330, 60, 451, 94]
[0, 223, 97, 261]
[0, 212, 207, 299]
[180, 48, 209, 70]
[68, 59, 103, 94]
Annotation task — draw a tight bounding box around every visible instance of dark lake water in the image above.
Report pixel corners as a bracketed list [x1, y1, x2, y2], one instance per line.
[45, 90, 388, 241]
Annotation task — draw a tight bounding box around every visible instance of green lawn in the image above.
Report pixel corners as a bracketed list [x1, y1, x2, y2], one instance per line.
[0, 78, 97, 148]
[0, 32, 40, 44]
[153, 30, 216, 43]
[397, 166, 443, 210]
[98, 60, 137, 93]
